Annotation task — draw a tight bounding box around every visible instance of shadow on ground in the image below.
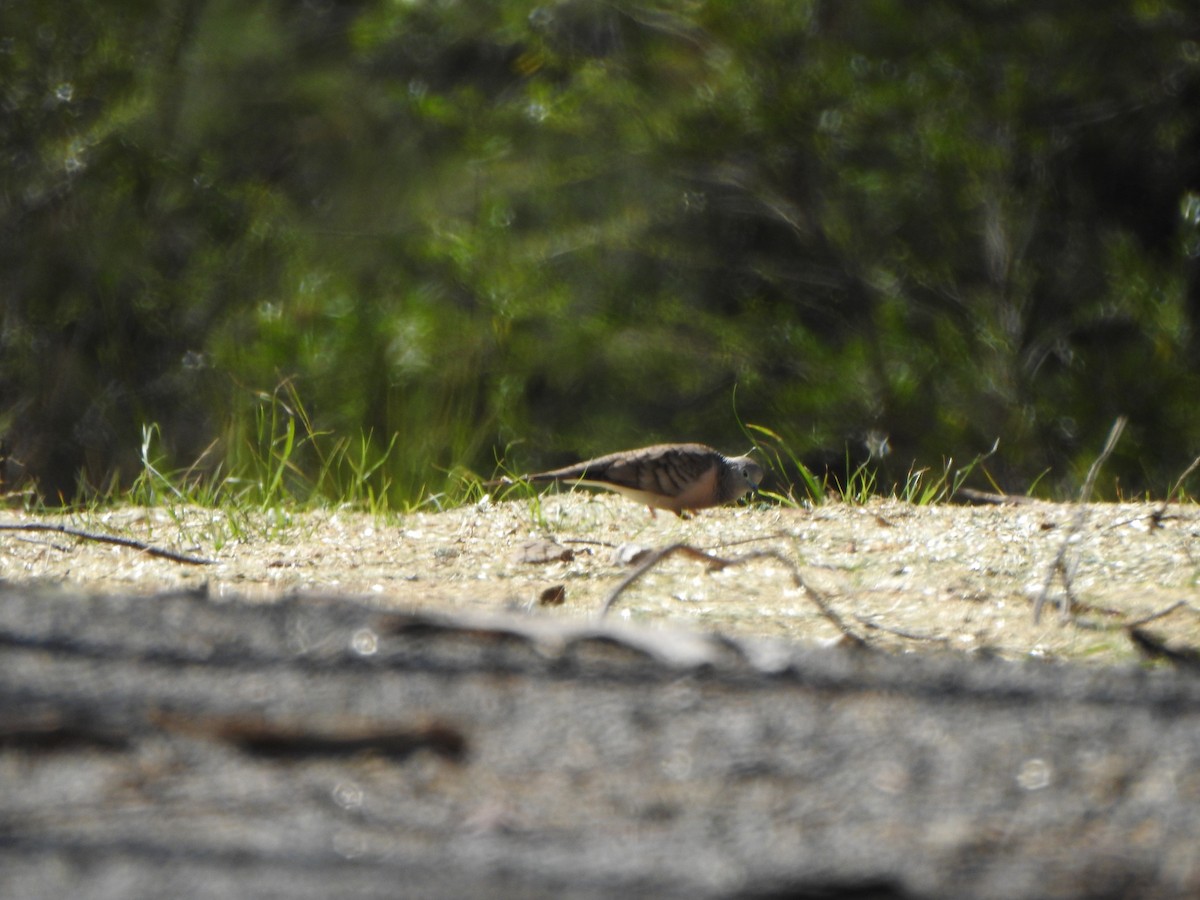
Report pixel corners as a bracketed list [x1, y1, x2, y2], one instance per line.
[1, 585, 1197, 898]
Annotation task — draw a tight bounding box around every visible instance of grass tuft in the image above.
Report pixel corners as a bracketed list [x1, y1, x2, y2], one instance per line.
[25, 381, 1181, 523]
[741, 422, 827, 507]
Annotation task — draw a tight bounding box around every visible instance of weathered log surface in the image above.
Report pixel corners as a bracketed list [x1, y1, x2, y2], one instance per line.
[1, 585, 1198, 899]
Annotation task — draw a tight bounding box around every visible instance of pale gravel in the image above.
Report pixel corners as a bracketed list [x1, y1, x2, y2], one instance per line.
[2, 495, 1199, 664]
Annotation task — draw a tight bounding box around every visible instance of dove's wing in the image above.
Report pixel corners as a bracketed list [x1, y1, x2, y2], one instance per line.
[527, 444, 727, 511]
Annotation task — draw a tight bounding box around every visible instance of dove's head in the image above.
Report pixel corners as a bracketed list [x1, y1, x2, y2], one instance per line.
[722, 454, 764, 502]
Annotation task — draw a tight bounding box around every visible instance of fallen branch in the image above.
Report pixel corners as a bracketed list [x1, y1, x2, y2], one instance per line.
[599, 542, 867, 647]
[1032, 416, 1126, 624]
[0, 523, 215, 566]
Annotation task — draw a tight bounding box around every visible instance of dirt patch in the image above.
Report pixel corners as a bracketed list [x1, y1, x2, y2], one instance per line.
[2, 495, 1199, 664]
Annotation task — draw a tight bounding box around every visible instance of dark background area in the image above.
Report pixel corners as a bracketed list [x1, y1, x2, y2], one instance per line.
[4, 0, 1200, 504]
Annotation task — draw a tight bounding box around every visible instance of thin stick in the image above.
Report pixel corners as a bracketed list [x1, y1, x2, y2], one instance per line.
[1149, 452, 1200, 528]
[599, 542, 867, 646]
[952, 487, 1038, 506]
[1125, 600, 1193, 628]
[1062, 598, 1196, 633]
[853, 614, 949, 644]
[599, 543, 721, 617]
[0, 523, 215, 566]
[1032, 416, 1127, 624]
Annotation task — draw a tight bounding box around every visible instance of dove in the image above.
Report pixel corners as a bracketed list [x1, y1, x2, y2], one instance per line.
[500, 443, 763, 516]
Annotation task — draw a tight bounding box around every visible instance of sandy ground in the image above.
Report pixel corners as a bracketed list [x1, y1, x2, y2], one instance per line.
[5, 497, 1200, 898]
[2, 494, 1199, 664]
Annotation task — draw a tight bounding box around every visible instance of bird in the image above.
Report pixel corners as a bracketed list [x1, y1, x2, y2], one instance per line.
[494, 443, 764, 516]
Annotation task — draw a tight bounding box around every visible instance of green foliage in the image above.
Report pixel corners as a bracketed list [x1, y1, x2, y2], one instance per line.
[741, 422, 826, 507]
[897, 440, 1000, 506]
[128, 386, 405, 517]
[4, 0, 1200, 506]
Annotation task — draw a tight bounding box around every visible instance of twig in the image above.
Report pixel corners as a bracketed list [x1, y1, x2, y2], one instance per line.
[952, 487, 1038, 506]
[599, 543, 722, 618]
[1032, 416, 1126, 624]
[1062, 598, 1196, 633]
[599, 542, 867, 646]
[1149, 452, 1200, 529]
[9, 534, 73, 553]
[1125, 599, 1193, 628]
[852, 614, 949, 644]
[0, 523, 215, 566]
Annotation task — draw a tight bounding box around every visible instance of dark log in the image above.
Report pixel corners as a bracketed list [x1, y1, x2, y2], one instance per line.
[1, 586, 1197, 899]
